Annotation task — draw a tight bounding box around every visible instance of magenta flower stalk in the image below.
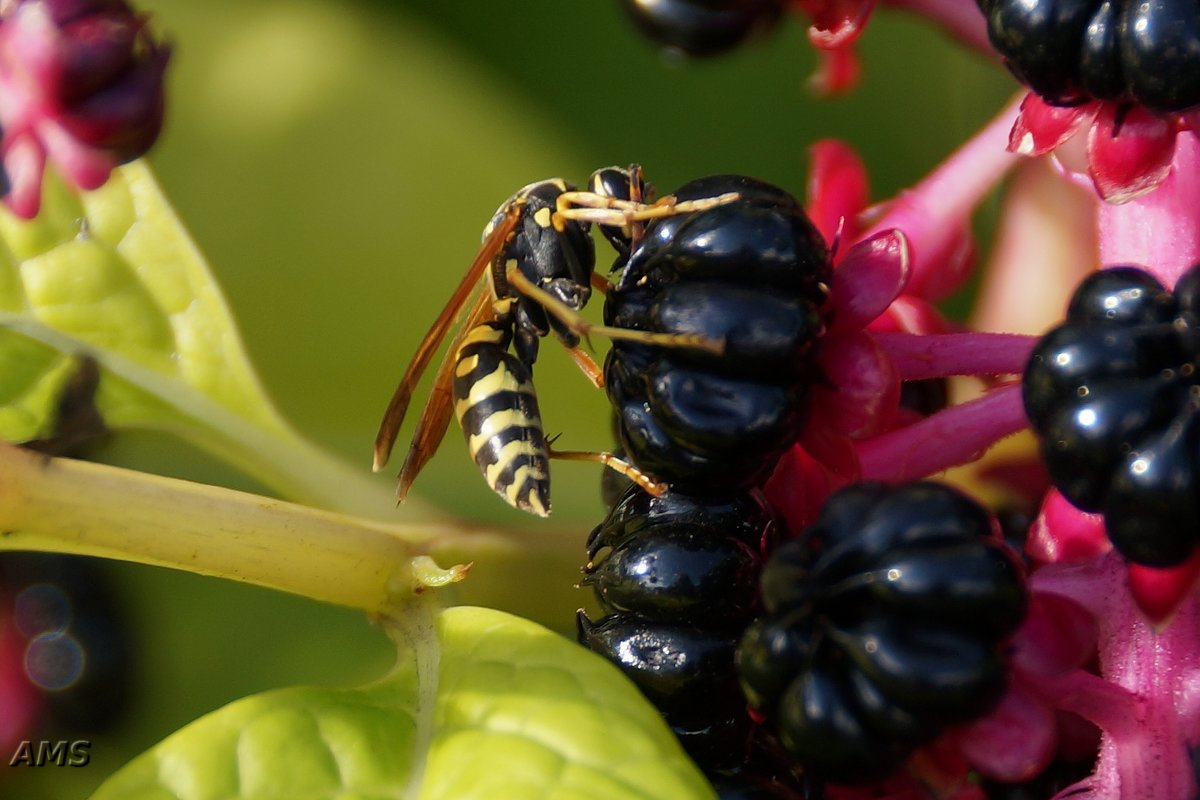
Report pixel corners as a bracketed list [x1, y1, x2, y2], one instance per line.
[1034, 554, 1200, 800]
[874, 331, 1035, 380]
[1010, 74, 1200, 798]
[856, 383, 1027, 483]
[1098, 134, 1200, 288]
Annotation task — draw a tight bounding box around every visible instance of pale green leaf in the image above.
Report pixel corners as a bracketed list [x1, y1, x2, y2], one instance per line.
[0, 165, 285, 433]
[0, 166, 411, 516]
[90, 607, 715, 800]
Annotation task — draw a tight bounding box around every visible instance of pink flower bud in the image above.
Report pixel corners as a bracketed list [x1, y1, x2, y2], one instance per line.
[0, 0, 170, 217]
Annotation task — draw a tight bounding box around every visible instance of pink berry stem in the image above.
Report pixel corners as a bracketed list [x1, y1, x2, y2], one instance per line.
[862, 94, 1022, 298]
[881, 0, 992, 55]
[873, 331, 1036, 380]
[856, 382, 1027, 482]
[1098, 133, 1200, 289]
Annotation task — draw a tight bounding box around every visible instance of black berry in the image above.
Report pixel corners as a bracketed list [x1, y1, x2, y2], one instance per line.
[604, 175, 830, 495]
[736, 481, 1027, 782]
[977, 0, 1200, 112]
[1023, 264, 1200, 566]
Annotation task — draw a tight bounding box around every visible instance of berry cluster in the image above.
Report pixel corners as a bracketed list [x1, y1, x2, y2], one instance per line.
[577, 176, 1035, 793]
[977, 0, 1200, 112]
[578, 485, 776, 771]
[604, 175, 831, 495]
[1024, 264, 1200, 567]
[739, 482, 1027, 783]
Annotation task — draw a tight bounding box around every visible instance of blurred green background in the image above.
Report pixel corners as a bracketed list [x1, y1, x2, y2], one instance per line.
[5, 1, 1012, 796]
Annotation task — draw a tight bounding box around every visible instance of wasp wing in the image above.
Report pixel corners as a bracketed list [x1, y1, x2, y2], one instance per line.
[395, 288, 495, 502]
[373, 207, 521, 471]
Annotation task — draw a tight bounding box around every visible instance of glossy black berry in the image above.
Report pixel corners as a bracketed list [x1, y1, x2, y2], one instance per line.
[577, 611, 751, 770]
[618, 0, 785, 58]
[584, 523, 763, 625]
[977, 0, 1200, 112]
[579, 485, 779, 771]
[736, 481, 1027, 782]
[604, 175, 830, 495]
[578, 612, 738, 714]
[1023, 264, 1200, 566]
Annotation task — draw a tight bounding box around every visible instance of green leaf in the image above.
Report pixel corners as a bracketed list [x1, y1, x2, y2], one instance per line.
[0, 165, 283, 430]
[0, 165, 416, 517]
[90, 606, 715, 800]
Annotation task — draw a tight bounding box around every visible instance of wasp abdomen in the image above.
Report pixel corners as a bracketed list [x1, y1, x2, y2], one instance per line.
[453, 320, 551, 516]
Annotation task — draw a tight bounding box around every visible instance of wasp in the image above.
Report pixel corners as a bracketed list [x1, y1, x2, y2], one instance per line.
[372, 166, 739, 516]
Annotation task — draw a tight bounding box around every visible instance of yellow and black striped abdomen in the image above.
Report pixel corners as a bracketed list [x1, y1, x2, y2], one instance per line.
[453, 320, 551, 516]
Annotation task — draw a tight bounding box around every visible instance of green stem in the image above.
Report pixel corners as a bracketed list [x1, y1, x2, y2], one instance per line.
[0, 315, 438, 522]
[0, 441, 587, 623]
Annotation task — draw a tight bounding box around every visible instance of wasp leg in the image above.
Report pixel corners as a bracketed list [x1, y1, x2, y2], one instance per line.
[626, 164, 647, 252]
[590, 273, 612, 295]
[552, 190, 740, 230]
[565, 345, 605, 389]
[549, 446, 667, 497]
[505, 267, 724, 355]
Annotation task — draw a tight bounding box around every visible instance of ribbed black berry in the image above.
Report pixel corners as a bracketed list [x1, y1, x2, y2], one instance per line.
[977, 0, 1200, 112]
[579, 484, 780, 772]
[604, 175, 830, 496]
[1024, 264, 1200, 566]
[735, 481, 1027, 783]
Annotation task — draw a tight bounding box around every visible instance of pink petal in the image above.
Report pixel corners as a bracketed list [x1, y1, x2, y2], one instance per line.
[1026, 489, 1111, 564]
[806, 138, 870, 247]
[1087, 103, 1177, 204]
[1126, 551, 1200, 626]
[956, 679, 1058, 782]
[2, 131, 46, 219]
[797, 0, 875, 48]
[1009, 94, 1095, 157]
[807, 43, 861, 96]
[813, 330, 899, 437]
[38, 118, 113, 189]
[868, 294, 951, 335]
[764, 446, 833, 535]
[3, 3, 68, 95]
[828, 229, 910, 334]
[1013, 593, 1097, 678]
